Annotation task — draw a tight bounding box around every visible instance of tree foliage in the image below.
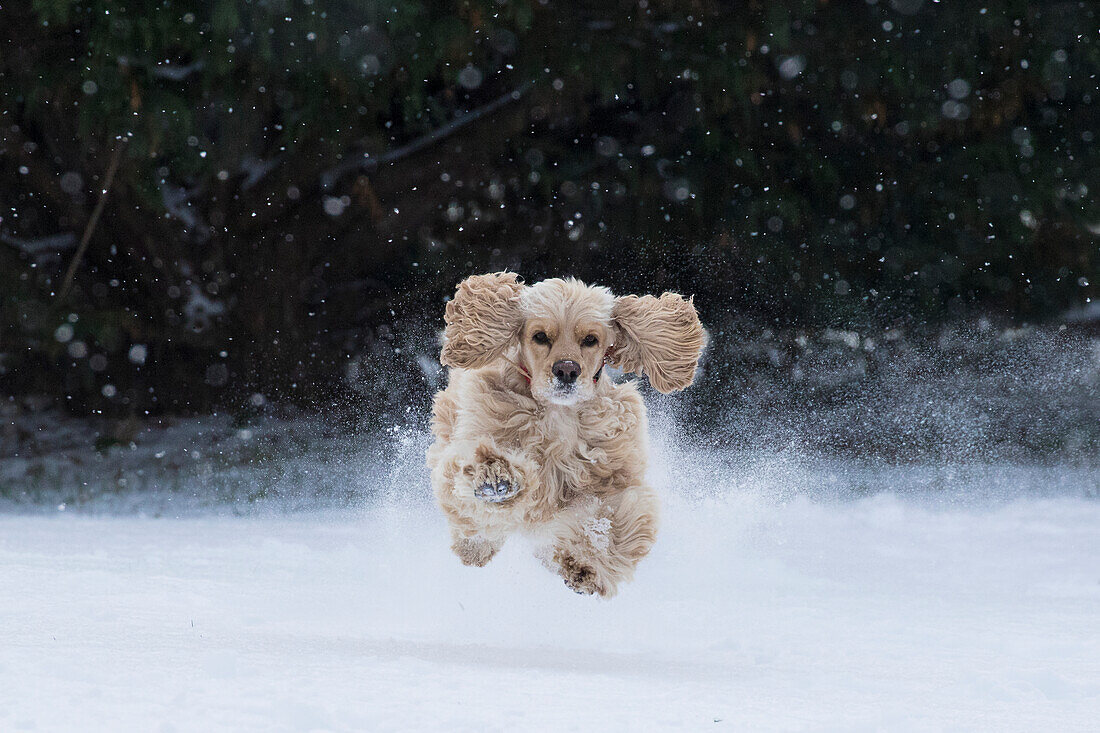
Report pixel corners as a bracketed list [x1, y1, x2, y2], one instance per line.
[1, 0, 1096, 415]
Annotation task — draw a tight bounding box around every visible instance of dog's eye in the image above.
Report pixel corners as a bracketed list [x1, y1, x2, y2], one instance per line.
[533, 331, 550, 345]
[581, 334, 599, 347]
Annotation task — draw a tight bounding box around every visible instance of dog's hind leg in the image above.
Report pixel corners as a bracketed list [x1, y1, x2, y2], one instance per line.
[546, 487, 659, 598]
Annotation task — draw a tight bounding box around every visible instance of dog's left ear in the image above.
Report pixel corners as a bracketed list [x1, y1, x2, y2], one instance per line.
[441, 271, 526, 369]
[611, 292, 706, 393]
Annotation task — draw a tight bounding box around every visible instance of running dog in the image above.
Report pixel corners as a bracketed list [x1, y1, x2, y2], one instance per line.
[427, 273, 705, 597]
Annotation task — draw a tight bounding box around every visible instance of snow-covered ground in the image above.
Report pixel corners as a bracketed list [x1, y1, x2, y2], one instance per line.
[2, 432, 1098, 732]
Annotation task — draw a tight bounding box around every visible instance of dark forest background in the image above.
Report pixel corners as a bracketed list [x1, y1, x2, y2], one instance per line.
[1, 0, 1097, 431]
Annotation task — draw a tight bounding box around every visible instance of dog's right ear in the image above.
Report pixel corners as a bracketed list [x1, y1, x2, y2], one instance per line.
[440, 272, 525, 369]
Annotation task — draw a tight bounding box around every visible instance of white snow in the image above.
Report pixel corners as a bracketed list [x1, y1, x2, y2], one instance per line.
[582, 514, 613, 551]
[2, 480, 1098, 731]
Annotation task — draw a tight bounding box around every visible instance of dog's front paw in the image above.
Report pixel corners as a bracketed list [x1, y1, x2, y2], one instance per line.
[466, 445, 523, 504]
[474, 478, 519, 503]
[554, 550, 609, 597]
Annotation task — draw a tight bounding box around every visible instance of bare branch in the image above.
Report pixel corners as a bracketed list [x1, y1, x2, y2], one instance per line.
[321, 82, 533, 190]
[57, 140, 127, 302]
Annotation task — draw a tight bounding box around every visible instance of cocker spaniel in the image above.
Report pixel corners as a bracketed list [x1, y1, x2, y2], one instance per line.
[427, 273, 705, 597]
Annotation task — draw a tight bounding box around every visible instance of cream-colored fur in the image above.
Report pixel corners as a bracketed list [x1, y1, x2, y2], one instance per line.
[427, 273, 706, 597]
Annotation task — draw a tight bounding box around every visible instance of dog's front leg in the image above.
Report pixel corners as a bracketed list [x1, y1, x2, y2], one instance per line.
[434, 440, 534, 506]
[450, 535, 503, 567]
[456, 441, 534, 504]
[432, 440, 538, 567]
[461, 443, 525, 503]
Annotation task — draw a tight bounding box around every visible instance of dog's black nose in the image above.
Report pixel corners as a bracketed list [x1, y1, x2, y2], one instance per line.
[552, 360, 581, 384]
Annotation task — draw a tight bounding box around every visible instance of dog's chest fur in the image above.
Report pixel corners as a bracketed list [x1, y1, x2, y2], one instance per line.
[510, 387, 645, 501]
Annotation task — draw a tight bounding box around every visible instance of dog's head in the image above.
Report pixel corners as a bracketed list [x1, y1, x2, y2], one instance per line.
[440, 272, 706, 404]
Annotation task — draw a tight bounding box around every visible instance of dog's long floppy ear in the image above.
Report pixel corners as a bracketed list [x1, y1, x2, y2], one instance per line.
[440, 272, 525, 369]
[611, 292, 706, 393]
